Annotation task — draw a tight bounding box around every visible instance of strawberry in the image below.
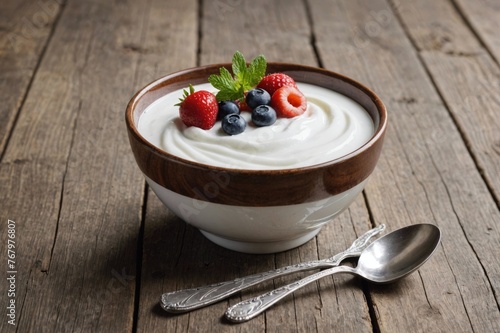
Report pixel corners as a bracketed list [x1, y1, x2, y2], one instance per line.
[257, 73, 297, 96]
[177, 85, 218, 129]
[271, 86, 307, 118]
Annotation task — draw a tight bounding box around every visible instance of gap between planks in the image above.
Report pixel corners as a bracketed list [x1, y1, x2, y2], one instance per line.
[387, 0, 500, 209]
[0, 1, 66, 161]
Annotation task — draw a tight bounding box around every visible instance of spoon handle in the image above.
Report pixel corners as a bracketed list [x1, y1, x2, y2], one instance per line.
[225, 265, 356, 322]
[161, 225, 384, 313]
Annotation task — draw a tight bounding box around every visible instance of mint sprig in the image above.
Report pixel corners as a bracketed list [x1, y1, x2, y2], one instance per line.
[208, 51, 267, 102]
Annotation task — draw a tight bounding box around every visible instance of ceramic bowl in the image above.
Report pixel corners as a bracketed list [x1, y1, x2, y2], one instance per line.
[126, 63, 387, 253]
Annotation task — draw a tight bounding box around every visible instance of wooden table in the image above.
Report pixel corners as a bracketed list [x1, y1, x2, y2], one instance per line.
[1, 0, 499, 332]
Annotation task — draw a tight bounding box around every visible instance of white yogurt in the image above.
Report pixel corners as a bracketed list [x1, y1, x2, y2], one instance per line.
[138, 82, 374, 170]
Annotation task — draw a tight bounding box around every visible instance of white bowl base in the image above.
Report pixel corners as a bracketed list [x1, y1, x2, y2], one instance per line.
[199, 228, 321, 254]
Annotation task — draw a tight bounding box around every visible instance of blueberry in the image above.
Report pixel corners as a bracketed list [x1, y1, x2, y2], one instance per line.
[245, 88, 271, 109]
[217, 100, 240, 120]
[222, 114, 246, 135]
[252, 105, 277, 127]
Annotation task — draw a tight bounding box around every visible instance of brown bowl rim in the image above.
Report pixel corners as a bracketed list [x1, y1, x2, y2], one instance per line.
[126, 62, 387, 176]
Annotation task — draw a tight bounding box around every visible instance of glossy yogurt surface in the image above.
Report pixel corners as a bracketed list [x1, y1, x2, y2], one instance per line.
[138, 82, 374, 170]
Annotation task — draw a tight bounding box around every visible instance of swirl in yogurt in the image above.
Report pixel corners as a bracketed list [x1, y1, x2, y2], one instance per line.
[138, 82, 374, 170]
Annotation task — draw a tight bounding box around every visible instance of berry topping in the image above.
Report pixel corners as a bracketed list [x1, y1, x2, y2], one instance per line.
[208, 51, 267, 102]
[222, 114, 247, 135]
[245, 88, 271, 109]
[271, 86, 307, 118]
[176, 52, 308, 134]
[252, 105, 277, 127]
[177, 85, 218, 129]
[217, 100, 240, 120]
[236, 98, 252, 112]
[257, 73, 297, 96]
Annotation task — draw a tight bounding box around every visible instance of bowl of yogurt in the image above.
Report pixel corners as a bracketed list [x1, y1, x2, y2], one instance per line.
[126, 63, 387, 253]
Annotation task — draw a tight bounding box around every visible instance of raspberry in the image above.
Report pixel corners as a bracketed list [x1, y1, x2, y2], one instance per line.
[270, 86, 307, 118]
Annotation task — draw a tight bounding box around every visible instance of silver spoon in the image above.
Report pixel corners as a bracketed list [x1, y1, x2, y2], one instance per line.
[161, 224, 385, 313]
[226, 223, 441, 322]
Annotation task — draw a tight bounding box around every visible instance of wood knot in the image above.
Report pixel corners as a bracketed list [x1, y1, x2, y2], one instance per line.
[122, 43, 145, 53]
[394, 97, 417, 104]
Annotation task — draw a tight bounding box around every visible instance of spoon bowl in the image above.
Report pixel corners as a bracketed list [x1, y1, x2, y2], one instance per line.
[355, 223, 441, 283]
[226, 223, 442, 322]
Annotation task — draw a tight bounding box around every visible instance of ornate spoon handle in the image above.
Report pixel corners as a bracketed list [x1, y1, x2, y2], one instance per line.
[225, 265, 356, 322]
[161, 225, 384, 313]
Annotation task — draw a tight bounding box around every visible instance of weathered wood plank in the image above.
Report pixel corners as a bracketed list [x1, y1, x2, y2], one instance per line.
[454, 0, 500, 64]
[0, 0, 63, 152]
[391, 0, 500, 207]
[0, 1, 68, 332]
[127, 0, 199, 91]
[199, 0, 317, 65]
[310, 0, 500, 332]
[0, 159, 65, 332]
[3, 0, 497, 332]
[391, 0, 500, 304]
[0, 0, 149, 331]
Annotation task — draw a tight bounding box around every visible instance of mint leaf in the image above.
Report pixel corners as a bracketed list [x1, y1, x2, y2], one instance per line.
[247, 55, 267, 87]
[232, 51, 247, 81]
[219, 67, 233, 82]
[208, 68, 233, 91]
[215, 89, 240, 102]
[207, 51, 267, 102]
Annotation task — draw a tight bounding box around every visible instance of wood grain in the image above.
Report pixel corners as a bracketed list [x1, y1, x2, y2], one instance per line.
[454, 0, 500, 63]
[200, 0, 317, 66]
[0, 1, 68, 332]
[309, 0, 500, 332]
[391, 0, 500, 206]
[0, 0, 63, 152]
[0, 0, 147, 331]
[392, 0, 500, 307]
[1, 0, 498, 332]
